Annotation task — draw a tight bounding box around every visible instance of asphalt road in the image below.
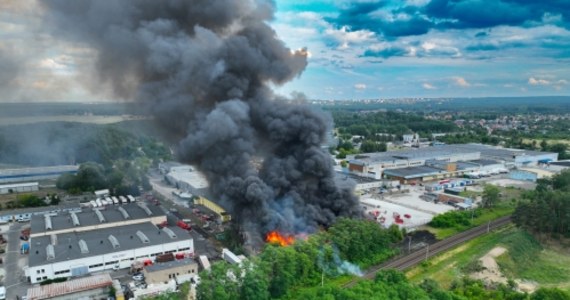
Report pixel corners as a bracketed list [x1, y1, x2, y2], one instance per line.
[5, 222, 30, 299]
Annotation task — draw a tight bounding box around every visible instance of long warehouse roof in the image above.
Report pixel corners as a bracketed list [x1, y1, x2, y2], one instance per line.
[29, 222, 192, 267]
[30, 203, 165, 234]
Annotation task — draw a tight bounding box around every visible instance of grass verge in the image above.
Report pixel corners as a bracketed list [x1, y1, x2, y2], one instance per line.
[407, 226, 570, 292]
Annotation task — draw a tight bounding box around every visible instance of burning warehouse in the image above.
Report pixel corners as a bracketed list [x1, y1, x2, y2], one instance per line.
[38, 0, 360, 241]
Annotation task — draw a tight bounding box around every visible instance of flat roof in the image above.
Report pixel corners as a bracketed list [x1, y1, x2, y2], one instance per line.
[30, 203, 165, 234]
[353, 144, 556, 165]
[467, 159, 502, 166]
[167, 171, 209, 189]
[0, 182, 39, 189]
[27, 273, 112, 300]
[447, 144, 557, 160]
[383, 166, 444, 179]
[29, 222, 192, 267]
[349, 146, 480, 165]
[0, 165, 78, 176]
[551, 161, 570, 167]
[145, 258, 197, 273]
[335, 171, 383, 184]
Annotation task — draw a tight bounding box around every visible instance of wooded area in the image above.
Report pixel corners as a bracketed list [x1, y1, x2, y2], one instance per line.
[513, 170, 570, 238]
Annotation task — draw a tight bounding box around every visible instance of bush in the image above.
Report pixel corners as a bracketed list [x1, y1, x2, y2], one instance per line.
[40, 277, 67, 285]
[429, 210, 477, 228]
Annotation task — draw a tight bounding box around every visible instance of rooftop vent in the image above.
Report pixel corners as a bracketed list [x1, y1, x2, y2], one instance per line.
[136, 230, 150, 244]
[50, 234, 57, 245]
[162, 227, 177, 239]
[46, 244, 55, 260]
[108, 235, 120, 249]
[94, 209, 106, 223]
[78, 239, 89, 254]
[117, 207, 130, 220]
[137, 202, 153, 216]
[70, 212, 80, 226]
[44, 215, 52, 231]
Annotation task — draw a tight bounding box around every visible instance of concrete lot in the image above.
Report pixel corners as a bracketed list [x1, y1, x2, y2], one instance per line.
[382, 188, 456, 215]
[482, 178, 536, 190]
[361, 197, 434, 229]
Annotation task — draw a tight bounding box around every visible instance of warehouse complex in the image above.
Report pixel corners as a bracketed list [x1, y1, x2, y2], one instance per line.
[348, 144, 558, 183]
[25, 203, 194, 284]
[0, 165, 79, 184]
[161, 162, 232, 222]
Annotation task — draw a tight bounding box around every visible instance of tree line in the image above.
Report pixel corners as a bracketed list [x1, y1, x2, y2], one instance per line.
[197, 218, 403, 300]
[57, 160, 152, 196]
[513, 170, 570, 238]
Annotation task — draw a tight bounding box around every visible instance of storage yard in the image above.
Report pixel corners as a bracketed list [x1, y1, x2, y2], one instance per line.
[361, 197, 434, 228]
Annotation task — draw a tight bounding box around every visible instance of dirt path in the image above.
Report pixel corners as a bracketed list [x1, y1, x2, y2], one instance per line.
[471, 246, 508, 285]
[470, 246, 538, 293]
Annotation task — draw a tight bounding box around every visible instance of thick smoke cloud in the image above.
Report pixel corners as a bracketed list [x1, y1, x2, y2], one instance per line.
[39, 0, 360, 238]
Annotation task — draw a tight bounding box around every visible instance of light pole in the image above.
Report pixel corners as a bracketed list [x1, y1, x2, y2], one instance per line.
[408, 235, 412, 253]
[425, 244, 430, 261]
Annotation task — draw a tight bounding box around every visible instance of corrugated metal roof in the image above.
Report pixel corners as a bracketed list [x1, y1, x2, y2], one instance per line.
[27, 273, 112, 300]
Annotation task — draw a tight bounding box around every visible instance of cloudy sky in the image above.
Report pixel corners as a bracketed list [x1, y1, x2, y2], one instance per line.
[272, 0, 570, 99]
[0, 0, 569, 101]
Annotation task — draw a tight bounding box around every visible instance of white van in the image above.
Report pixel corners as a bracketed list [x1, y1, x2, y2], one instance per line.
[0, 286, 6, 299]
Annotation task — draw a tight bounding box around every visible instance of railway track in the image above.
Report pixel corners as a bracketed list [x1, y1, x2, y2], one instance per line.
[344, 216, 512, 288]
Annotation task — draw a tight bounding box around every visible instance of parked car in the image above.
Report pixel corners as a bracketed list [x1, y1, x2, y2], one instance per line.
[132, 273, 144, 281]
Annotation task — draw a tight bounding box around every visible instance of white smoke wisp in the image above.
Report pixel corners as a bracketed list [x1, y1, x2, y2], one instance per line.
[318, 245, 363, 277]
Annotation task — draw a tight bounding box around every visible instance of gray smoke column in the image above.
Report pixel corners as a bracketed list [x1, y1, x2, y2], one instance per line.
[39, 0, 360, 238]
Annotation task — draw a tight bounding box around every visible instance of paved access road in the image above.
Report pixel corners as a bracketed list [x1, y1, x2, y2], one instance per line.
[5, 222, 30, 299]
[343, 216, 512, 288]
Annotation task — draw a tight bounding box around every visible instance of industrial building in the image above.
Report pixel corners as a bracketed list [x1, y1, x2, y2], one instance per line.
[26, 204, 193, 284]
[0, 182, 39, 194]
[26, 273, 113, 300]
[335, 171, 399, 192]
[347, 146, 481, 180]
[143, 259, 198, 285]
[347, 144, 558, 181]
[30, 202, 167, 238]
[0, 165, 79, 184]
[165, 169, 209, 195]
[446, 144, 558, 167]
[158, 162, 194, 174]
[194, 196, 231, 222]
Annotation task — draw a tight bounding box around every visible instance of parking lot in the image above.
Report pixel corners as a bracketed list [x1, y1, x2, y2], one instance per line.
[1, 222, 32, 300]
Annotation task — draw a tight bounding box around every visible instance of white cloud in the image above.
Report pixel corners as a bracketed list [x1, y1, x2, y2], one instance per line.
[354, 83, 367, 90]
[452, 76, 471, 87]
[528, 77, 551, 85]
[325, 26, 375, 49]
[422, 83, 437, 90]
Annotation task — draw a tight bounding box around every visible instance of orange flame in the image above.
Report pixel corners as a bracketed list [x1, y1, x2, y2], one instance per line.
[265, 231, 295, 246]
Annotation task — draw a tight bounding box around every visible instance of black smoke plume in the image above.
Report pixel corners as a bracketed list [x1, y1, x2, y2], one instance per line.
[39, 0, 360, 239]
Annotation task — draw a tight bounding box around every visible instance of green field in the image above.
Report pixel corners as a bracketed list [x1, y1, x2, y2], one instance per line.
[406, 226, 570, 292]
[425, 205, 515, 240]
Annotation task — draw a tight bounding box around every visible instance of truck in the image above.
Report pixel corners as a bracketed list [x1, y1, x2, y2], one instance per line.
[0, 286, 5, 300]
[177, 220, 191, 230]
[222, 248, 242, 265]
[119, 196, 128, 204]
[21, 243, 29, 254]
[127, 195, 136, 202]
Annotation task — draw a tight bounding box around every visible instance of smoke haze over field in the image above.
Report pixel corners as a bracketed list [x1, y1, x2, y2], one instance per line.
[38, 0, 360, 237]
